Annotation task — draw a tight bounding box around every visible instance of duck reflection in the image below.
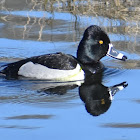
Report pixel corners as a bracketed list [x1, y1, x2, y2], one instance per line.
[79, 74, 127, 116]
[34, 71, 128, 116]
[36, 80, 83, 95]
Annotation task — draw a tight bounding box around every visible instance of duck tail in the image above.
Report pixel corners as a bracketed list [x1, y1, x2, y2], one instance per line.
[0, 64, 6, 74]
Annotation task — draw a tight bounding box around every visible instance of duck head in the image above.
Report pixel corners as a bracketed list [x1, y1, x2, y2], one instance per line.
[77, 25, 127, 64]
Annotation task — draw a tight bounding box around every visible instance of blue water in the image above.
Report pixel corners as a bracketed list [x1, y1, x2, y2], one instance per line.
[0, 2, 140, 140]
[0, 69, 139, 140]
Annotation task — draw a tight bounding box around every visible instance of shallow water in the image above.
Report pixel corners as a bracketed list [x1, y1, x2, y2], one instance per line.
[0, 0, 140, 140]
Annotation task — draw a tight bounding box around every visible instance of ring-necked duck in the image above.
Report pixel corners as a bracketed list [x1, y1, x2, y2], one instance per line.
[0, 25, 127, 81]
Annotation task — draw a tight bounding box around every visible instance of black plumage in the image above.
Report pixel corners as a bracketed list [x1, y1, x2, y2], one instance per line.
[1, 52, 78, 78]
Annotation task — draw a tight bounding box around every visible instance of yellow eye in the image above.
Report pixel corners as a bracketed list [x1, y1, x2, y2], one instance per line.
[101, 99, 105, 104]
[99, 40, 103, 45]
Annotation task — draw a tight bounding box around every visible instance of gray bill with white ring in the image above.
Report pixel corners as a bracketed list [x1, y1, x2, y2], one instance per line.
[107, 43, 127, 61]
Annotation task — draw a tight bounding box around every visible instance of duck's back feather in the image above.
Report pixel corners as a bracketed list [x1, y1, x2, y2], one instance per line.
[1, 52, 78, 78]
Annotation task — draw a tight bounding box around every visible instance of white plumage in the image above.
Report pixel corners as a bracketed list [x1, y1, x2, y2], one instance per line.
[18, 62, 85, 81]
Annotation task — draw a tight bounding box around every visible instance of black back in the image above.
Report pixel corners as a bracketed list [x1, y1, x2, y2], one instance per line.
[1, 52, 78, 78]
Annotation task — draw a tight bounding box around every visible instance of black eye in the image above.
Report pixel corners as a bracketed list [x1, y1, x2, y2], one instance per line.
[99, 40, 103, 45]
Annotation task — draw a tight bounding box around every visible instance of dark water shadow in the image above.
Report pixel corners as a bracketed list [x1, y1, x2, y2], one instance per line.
[101, 123, 140, 129]
[0, 124, 41, 130]
[5, 114, 54, 120]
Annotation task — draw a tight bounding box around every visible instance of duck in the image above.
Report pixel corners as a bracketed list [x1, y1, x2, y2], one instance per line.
[0, 25, 127, 81]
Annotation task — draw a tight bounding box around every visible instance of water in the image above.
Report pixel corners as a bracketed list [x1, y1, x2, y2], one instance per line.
[0, 0, 140, 139]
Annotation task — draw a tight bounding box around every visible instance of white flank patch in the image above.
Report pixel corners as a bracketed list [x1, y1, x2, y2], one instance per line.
[18, 62, 85, 81]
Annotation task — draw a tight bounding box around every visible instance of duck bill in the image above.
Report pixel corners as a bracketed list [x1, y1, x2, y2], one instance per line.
[106, 44, 127, 61]
[108, 82, 128, 100]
